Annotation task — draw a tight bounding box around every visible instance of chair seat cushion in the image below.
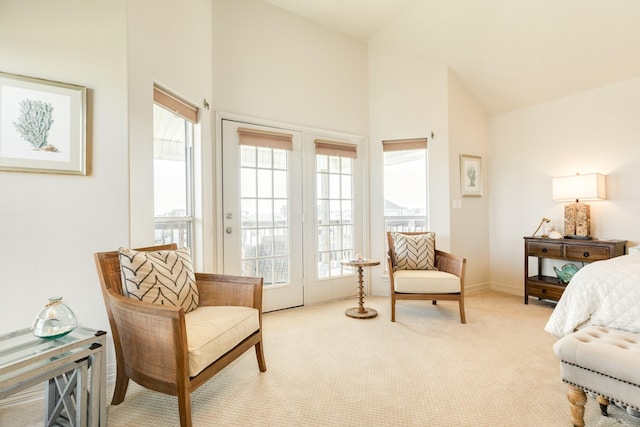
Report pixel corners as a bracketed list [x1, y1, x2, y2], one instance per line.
[393, 270, 460, 293]
[185, 306, 259, 377]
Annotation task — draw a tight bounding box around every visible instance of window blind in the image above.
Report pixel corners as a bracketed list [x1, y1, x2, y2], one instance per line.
[314, 139, 357, 158]
[382, 138, 428, 152]
[153, 86, 198, 124]
[237, 127, 294, 150]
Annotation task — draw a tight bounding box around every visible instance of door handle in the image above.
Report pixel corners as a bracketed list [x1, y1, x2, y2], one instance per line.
[226, 227, 233, 234]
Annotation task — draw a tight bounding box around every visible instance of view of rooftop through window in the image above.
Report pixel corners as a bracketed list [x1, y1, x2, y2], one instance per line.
[153, 104, 193, 247]
[384, 149, 427, 232]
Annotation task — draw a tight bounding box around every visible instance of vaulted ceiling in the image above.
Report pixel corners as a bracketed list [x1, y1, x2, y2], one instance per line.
[263, 0, 640, 115]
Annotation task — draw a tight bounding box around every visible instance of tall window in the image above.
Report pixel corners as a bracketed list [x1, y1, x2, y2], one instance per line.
[316, 140, 357, 279]
[383, 138, 428, 232]
[153, 87, 196, 248]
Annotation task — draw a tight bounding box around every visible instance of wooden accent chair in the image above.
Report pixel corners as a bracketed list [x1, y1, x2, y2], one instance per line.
[94, 244, 266, 427]
[387, 232, 467, 323]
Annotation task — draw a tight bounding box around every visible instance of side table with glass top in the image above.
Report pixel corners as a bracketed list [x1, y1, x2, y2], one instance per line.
[0, 326, 107, 426]
[340, 258, 380, 319]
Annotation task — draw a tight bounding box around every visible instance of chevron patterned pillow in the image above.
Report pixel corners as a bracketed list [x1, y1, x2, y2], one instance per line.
[392, 232, 436, 271]
[118, 247, 199, 313]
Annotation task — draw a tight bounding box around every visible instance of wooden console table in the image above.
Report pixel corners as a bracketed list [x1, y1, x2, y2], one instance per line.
[0, 327, 107, 426]
[524, 237, 626, 304]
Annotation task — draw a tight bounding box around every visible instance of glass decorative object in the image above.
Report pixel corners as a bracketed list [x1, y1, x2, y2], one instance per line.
[32, 296, 78, 339]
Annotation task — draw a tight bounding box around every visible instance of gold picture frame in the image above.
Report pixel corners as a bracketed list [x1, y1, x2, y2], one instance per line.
[460, 154, 482, 197]
[0, 71, 86, 175]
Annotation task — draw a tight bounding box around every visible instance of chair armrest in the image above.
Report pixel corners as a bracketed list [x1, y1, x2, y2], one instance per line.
[434, 250, 466, 278]
[195, 273, 263, 310]
[108, 292, 189, 385]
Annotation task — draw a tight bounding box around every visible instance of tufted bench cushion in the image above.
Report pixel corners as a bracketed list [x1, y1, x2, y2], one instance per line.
[553, 326, 640, 426]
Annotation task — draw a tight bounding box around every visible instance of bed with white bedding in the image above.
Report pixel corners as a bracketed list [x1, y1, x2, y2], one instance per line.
[544, 254, 640, 338]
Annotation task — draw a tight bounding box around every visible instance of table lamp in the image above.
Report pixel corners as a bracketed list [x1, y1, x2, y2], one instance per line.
[552, 173, 606, 239]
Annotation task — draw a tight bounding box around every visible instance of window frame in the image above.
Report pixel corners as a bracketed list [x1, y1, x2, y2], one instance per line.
[152, 87, 196, 250]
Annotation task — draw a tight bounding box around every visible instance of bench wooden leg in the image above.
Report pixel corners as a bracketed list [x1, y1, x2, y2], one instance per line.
[568, 384, 587, 427]
[597, 395, 609, 416]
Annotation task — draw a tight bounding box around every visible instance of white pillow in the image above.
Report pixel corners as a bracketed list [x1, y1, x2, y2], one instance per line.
[392, 232, 436, 271]
[118, 247, 199, 313]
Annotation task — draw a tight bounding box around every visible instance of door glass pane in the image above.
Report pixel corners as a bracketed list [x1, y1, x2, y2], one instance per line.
[241, 147, 290, 286]
[316, 155, 354, 279]
[273, 170, 287, 198]
[241, 168, 256, 198]
[257, 169, 272, 198]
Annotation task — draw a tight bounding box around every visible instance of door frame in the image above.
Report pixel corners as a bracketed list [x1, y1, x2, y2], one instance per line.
[214, 111, 370, 305]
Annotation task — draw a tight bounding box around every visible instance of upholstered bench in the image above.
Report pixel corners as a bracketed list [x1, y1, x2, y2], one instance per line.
[553, 326, 640, 427]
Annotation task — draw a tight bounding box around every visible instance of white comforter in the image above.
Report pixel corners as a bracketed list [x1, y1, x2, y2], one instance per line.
[544, 254, 640, 338]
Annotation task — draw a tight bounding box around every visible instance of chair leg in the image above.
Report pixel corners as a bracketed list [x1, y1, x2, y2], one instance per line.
[567, 384, 587, 427]
[255, 341, 267, 372]
[111, 367, 129, 405]
[177, 390, 192, 427]
[391, 295, 396, 322]
[459, 298, 466, 324]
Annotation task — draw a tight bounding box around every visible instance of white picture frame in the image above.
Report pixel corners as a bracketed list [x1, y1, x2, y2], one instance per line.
[460, 154, 482, 197]
[0, 71, 86, 175]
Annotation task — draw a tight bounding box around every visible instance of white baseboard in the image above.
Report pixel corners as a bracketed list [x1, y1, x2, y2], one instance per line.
[0, 362, 118, 410]
[465, 281, 490, 294]
[489, 281, 522, 296]
[0, 385, 43, 408]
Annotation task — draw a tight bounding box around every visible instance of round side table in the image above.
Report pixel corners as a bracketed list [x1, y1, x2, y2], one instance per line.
[340, 259, 380, 319]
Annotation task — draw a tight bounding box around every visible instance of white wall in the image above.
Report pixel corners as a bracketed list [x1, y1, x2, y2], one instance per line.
[489, 77, 640, 294]
[448, 71, 490, 291]
[211, 0, 370, 275]
[0, 0, 214, 383]
[0, 1, 128, 337]
[212, 0, 369, 136]
[127, 0, 213, 270]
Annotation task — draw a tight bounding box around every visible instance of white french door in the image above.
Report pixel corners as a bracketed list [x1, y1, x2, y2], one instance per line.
[303, 134, 365, 305]
[221, 117, 366, 312]
[222, 120, 303, 312]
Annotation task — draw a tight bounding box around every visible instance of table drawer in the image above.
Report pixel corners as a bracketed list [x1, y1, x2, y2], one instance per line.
[527, 282, 565, 301]
[527, 242, 563, 258]
[565, 245, 609, 261]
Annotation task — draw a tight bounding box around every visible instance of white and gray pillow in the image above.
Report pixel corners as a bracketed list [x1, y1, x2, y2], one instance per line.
[118, 247, 199, 313]
[392, 232, 436, 271]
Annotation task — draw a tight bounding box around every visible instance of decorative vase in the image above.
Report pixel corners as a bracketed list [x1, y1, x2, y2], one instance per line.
[553, 263, 580, 284]
[32, 296, 78, 339]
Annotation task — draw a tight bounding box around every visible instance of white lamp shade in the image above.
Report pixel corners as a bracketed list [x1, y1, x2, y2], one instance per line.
[552, 173, 606, 201]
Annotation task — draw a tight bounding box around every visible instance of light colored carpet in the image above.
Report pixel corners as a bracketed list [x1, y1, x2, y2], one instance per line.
[2, 291, 639, 426]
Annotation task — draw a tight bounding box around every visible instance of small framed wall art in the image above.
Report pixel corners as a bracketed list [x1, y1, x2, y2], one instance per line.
[0, 71, 86, 175]
[460, 154, 482, 197]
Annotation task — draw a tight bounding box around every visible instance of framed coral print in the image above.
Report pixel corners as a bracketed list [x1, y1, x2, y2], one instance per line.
[0, 71, 86, 174]
[460, 154, 482, 197]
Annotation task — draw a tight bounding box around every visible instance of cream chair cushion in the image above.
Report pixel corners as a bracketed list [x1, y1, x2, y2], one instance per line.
[392, 270, 460, 293]
[185, 306, 260, 377]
